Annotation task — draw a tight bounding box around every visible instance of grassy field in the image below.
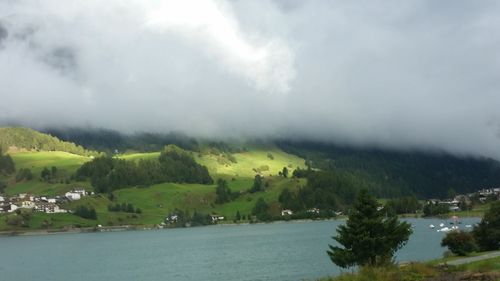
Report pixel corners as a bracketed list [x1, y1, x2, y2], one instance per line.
[109, 176, 304, 225]
[196, 149, 306, 178]
[1, 147, 307, 229]
[10, 151, 91, 175]
[118, 152, 160, 161]
[4, 181, 92, 197]
[456, 256, 500, 271]
[4, 151, 92, 196]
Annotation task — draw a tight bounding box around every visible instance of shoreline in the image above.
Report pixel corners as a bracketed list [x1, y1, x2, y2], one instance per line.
[0, 213, 482, 238]
[0, 218, 342, 237]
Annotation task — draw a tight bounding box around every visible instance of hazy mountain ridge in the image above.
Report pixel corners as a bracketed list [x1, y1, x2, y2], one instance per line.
[3, 127, 500, 199]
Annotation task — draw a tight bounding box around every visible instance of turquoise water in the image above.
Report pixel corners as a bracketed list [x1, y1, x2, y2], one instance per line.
[0, 218, 480, 281]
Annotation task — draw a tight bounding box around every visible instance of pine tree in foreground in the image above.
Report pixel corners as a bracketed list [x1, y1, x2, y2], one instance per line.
[328, 189, 412, 268]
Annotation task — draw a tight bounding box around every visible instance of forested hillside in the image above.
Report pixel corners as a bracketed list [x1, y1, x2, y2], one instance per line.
[13, 127, 500, 199]
[0, 127, 99, 156]
[44, 127, 199, 153]
[278, 141, 500, 199]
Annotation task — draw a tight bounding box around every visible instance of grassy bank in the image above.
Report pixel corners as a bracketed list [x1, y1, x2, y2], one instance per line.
[318, 253, 500, 281]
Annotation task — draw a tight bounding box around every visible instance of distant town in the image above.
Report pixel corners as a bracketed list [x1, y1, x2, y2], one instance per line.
[0, 188, 90, 214]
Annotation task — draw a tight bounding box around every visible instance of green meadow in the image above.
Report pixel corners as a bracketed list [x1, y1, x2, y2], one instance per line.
[4, 151, 92, 196]
[1, 147, 307, 229]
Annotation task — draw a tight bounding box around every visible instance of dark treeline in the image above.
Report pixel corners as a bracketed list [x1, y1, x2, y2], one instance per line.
[45, 127, 199, 153]
[277, 140, 500, 199]
[165, 209, 214, 227]
[0, 146, 15, 176]
[0, 127, 99, 156]
[279, 170, 360, 213]
[108, 203, 141, 214]
[422, 202, 450, 217]
[384, 196, 421, 215]
[15, 168, 33, 181]
[73, 205, 97, 220]
[76, 145, 213, 193]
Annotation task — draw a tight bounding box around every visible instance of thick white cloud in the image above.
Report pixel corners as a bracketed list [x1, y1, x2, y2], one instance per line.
[0, 0, 500, 159]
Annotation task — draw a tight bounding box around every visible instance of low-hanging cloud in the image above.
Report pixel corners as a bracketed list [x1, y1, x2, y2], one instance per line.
[1, 0, 500, 160]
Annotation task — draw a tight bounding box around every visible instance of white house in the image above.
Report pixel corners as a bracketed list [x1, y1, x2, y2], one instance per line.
[47, 198, 57, 204]
[0, 196, 4, 202]
[281, 209, 293, 216]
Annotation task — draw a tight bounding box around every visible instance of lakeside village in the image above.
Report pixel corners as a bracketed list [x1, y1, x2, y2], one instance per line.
[0, 189, 90, 214]
[1, 187, 499, 227]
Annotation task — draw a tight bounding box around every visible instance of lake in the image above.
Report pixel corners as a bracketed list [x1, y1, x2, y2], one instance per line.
[0, 217, 480, 281]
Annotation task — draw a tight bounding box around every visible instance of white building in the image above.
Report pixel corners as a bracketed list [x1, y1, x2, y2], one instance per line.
[8, 204, 19, 213]
[21, 201, 36, 209]
[65, 189, 87, 201]
[65, 192, 82, 201]
[0, 196, 4, 202]
[210, 215, 225, 222]
[307, 208, 320, 214]
[281, 209, 293, 216]
[35, 202, 67, 213]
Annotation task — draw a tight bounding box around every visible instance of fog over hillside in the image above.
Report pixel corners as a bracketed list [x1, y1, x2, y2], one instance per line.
[1, 1, 500, 159]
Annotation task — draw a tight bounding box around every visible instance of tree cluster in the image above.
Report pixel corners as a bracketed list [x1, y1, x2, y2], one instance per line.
[165, 209, 213, 227]
[422, 202, 450, 217]
[473, 201, 500, 251]
[215, 179, 238, 204]
[278, 171, 359, 213]
[108, 203, 141, 214]
[41, 166, 58, 182]
[278, 167, 288, 178]
[441, 202, 500, 256]
[0, 148, 15, 175]
[384, 196, 421, 215]
[76, 145, 213, 193]
[73, 205, 97, 220]
[441, 231, 477, 256]
[5, 210, 32, 227]
[16, 168, 33, 182]
[249, 175, 265, 193]
[252, 198, 272, 221]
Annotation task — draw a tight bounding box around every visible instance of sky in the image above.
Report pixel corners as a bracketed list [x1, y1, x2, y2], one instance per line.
[0, 0, 500, 159]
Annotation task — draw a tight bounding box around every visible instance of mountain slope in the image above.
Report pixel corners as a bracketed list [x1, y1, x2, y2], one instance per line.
[278, 141, 500, 198]
[0, 127, 99, 156]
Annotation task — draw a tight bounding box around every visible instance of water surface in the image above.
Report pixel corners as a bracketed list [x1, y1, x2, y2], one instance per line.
[0, 218, 480, 281]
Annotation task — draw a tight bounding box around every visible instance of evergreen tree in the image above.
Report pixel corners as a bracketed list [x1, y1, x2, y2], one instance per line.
[0, 151, 15, 175]
[250, 175, 264, 193]
[282, 167, 288, 178]
[41, 167, 51, 181]
[252, 197, 271, 221]
[215, 179, 232, 204]
[327, 190, 412, 268]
